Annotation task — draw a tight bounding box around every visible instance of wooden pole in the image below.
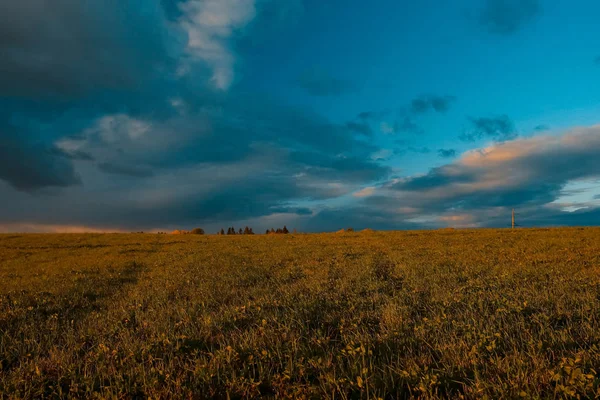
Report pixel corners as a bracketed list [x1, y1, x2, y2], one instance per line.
[512, 208, 515, 229]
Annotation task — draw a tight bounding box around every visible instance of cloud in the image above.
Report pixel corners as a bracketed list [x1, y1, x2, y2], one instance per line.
[297, 68, 356, 96]
[179, 0, 257, 89]
[353, 187, 376, 198]
[410, 95, 456, 114]
[0, 134, 81, 192]
[438, 149, 457, 158]
[381, 118, 424, 135]
[98, 162, 155, 178]
[0, 0, 182, 97]
[534, 124, 549, 132]
[298, 205, 427, 232]
[361, 94, 455, 136]
[368, 126, 600, 227]
[478, 0, 541, 35]
[461, 115, 517, 142]
[0, 91, 391, 230]
[0, 0, 395, 233]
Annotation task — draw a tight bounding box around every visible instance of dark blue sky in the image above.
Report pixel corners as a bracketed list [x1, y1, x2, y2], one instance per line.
[1, 0, 600, 232]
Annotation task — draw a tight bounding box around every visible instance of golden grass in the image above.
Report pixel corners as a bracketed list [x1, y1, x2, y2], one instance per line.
[1, 228, 599, 398]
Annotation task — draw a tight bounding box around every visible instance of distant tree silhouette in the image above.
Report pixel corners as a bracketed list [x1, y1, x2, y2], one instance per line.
[239, 228, 243, 235]
[270, 228, 275, 234]
[220, 228, 225, 235]
[190, 228, 205, 235]
[282, 226, 289, 234]
[265, 229, 270, 234]
[244, 226, 250, 235]
[249, 228, 254, 234]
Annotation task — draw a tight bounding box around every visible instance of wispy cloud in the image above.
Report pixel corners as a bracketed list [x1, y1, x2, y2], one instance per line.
[461, 115, 517, 142]
[478, 0, 541, 35]
[360, 94, 455, 136]
[410, 95, 456, 114]
[438, 149, 457, 158]
[353, 187, 376, 198]
[179, 0, 257, 89]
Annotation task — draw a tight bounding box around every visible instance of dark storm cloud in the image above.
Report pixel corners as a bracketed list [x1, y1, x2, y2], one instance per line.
[0, 136, 81, 192]
[0, 0, 189, 191]
[410, 95, 456, 114]
[0, 0, 395, 233]
[0, 0, 181, 98]
[438, 149, 457, 158]
[478, 0, 541, 35]
[0, 93, 391, 229]
[461, 115, 517, 142]
[297, 68, 356, 96]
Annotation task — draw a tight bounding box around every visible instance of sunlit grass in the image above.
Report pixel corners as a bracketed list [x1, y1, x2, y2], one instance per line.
[1, 228, 599, 398]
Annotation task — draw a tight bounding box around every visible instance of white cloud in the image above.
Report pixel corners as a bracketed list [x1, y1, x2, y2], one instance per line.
[179, 0, 257, 89]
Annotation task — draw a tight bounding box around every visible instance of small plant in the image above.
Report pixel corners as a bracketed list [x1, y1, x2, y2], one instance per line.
[190, 228, 205, 235]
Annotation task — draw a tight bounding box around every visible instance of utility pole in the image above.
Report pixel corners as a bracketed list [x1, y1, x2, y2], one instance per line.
[512, 208, 515, 229]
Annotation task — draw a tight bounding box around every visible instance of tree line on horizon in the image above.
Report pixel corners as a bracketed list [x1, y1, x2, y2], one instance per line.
[218, 226, 255, 235]
[216, 226, 295, 235]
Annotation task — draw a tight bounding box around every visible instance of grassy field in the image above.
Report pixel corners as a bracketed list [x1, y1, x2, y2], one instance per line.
[1, 228, 600, 399]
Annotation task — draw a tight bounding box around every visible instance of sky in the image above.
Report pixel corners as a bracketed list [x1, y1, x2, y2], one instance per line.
[1, 0, 600, 233]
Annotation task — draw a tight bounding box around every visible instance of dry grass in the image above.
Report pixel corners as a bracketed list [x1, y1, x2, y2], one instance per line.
[1, 228, 600, 398]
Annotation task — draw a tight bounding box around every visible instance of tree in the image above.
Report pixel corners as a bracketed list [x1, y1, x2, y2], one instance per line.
[190, 228, 205, 235]
[244, 226, 250, 235]
[249, 228, 254, 234]
[282, 225, 289, 234]
[265, 229, 270, 235]
[270, 228, 275, 234]
[220, 228, 225, 235]
[239, 228, 243, 235]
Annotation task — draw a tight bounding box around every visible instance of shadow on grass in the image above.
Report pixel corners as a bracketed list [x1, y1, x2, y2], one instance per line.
[0, 261, 146, 374]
